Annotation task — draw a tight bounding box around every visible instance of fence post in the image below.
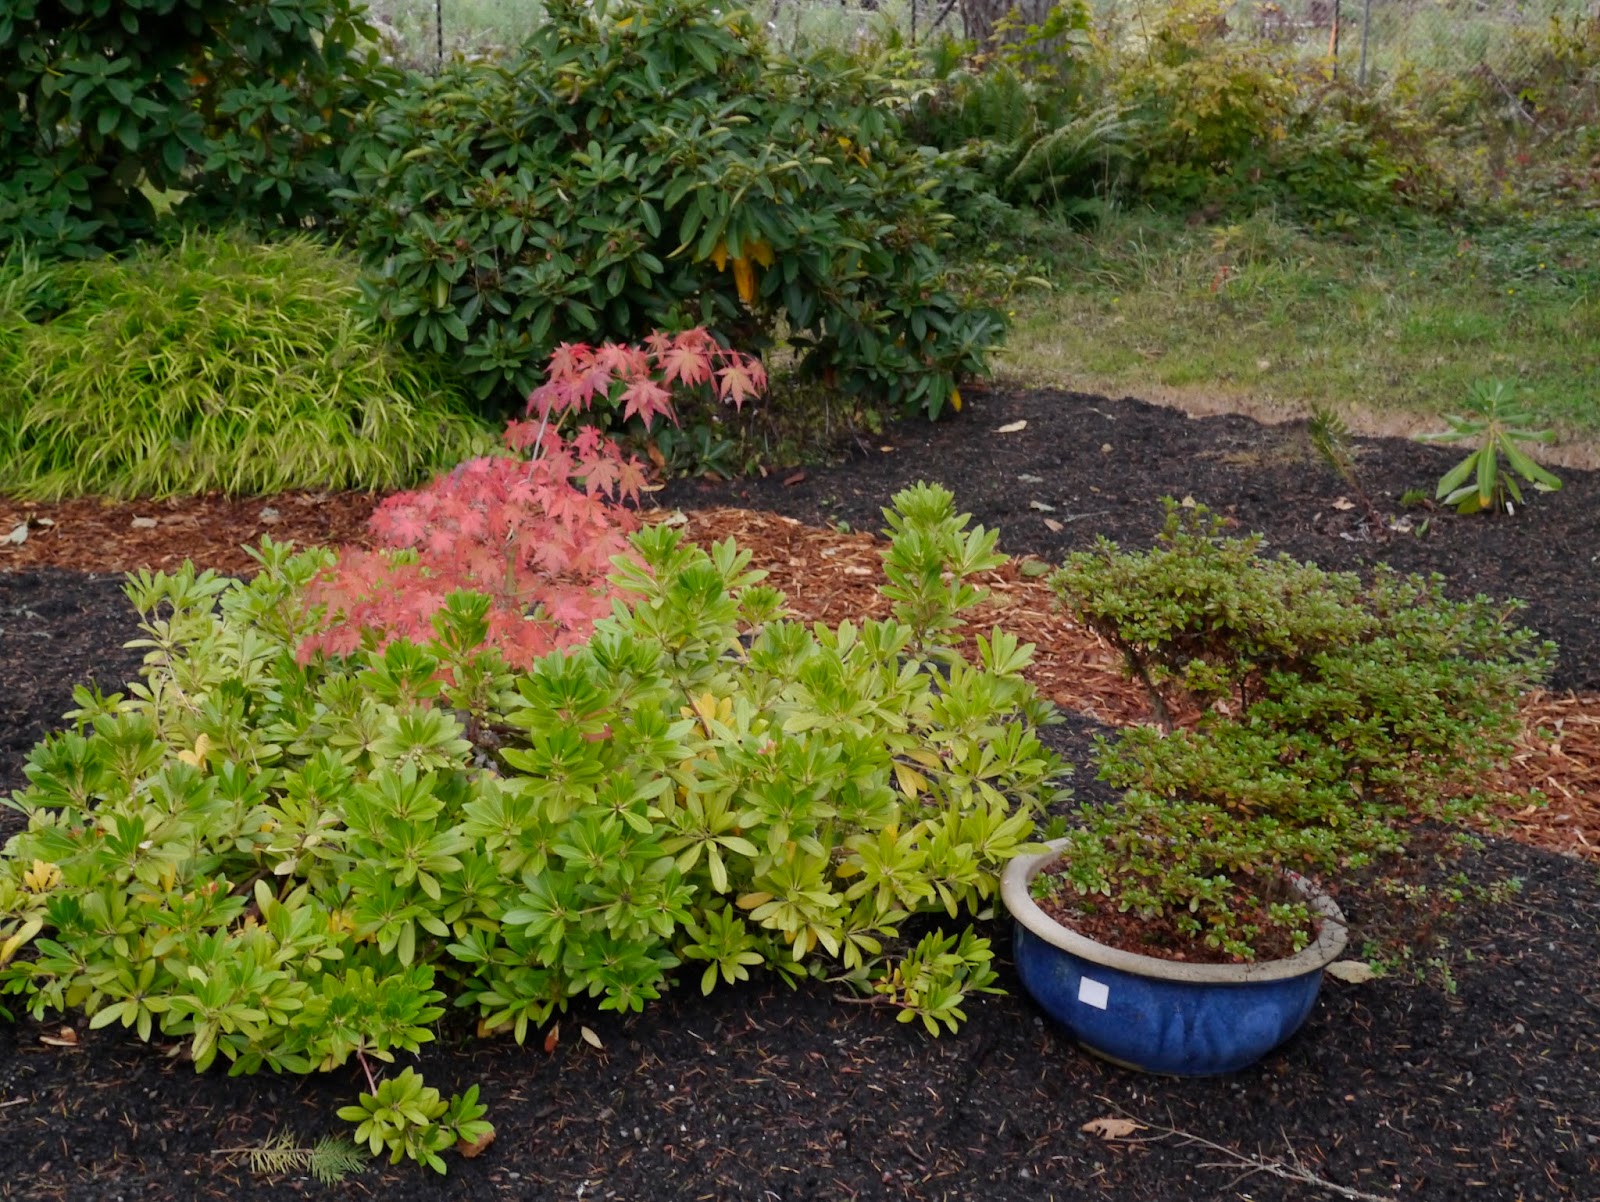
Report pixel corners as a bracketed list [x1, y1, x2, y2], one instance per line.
[1357, 0, 1372, 85]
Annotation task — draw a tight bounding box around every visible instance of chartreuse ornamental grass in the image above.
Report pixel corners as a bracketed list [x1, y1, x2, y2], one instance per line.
[0, 234, 492, 500]
[1002, 210, 1600, 448]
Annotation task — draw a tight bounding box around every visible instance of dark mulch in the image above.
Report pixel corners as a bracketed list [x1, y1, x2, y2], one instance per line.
[2, 388, 1598, 1201]
[662, 386, 1600, 693]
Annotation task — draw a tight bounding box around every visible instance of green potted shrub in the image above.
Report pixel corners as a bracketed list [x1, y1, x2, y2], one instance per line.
[999, 502, 1551, 1075]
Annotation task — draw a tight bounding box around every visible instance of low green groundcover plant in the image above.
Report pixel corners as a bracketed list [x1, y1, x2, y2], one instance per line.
[1043, 502, 1551, 963]
[0, 233, 491, 500]
[0, 483, 1067, 1173]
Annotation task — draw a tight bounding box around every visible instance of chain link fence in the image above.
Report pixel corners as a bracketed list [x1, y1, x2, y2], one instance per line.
[371, 0, 1596, 77]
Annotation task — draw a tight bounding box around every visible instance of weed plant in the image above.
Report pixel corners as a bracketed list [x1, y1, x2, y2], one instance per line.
[0, 234, 491, 500]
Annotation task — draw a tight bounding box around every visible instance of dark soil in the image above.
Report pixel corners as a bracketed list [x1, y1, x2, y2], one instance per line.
[662, 386, 1600, 693]
[2, 388, 1598, 1201]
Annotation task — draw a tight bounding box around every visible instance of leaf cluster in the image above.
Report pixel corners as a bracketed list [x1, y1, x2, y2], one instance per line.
[1418, 379, 1563, 515]
[0, 0, 387, 255]
[1046, 501, 1551, 958]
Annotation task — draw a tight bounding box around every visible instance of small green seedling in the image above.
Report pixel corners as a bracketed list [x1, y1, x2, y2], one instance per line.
[1418, 380, 1562, 515]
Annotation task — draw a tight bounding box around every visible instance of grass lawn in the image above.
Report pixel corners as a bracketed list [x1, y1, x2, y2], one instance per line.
[1000, 209, 1600, 465]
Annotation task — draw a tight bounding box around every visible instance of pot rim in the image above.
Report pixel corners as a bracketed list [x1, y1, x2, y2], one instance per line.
[1001, 837, 1350, 984]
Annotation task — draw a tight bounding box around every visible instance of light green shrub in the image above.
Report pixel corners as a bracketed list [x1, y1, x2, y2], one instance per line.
[0, 483, 1068, 1170]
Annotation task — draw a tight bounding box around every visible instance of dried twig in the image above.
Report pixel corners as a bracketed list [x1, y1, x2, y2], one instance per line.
[1093, 1097, 1392, 1202]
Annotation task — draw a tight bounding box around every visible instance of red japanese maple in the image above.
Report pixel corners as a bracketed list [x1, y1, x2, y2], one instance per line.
[302, 331, 766, 668]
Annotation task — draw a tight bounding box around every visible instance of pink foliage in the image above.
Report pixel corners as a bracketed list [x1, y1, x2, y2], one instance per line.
[301, 330, 765, 669]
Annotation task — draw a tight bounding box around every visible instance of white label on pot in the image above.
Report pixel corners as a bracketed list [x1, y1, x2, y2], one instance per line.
[1078, 977, 1109, 1010]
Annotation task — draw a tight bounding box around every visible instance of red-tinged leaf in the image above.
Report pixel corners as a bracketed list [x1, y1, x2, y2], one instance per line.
[543, 1023, 560, 1054]
[620, 376, 674, 427]
[716, 360, 764, 410]
[545, 342, 588, 383]
[659, 341, 712, 388]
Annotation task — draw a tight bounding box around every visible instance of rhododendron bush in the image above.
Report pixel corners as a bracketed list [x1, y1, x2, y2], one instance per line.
[303, 331, 766, 667]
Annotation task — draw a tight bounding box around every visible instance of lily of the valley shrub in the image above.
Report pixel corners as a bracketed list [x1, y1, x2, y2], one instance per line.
[0, 484, 1067, 1174]
[303, 330, 766, 671]
[1045, 501, 1552, 961]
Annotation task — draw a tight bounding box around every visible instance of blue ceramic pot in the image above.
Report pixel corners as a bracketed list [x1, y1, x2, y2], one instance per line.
[1001, 839, 1348, 1076]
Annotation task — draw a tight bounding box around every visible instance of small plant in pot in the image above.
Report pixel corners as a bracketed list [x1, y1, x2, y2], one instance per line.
[1000, 502, 1552, 1075]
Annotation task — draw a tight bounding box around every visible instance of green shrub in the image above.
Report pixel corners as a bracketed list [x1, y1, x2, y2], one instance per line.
[0, 483, 1067, 1169]
[0, 233, 492, 500]
[906, 9, 1130, 215]
[0, 0, 386, 255]
[1044, 501, 1551, 960]
[340, 0, 1022, 416]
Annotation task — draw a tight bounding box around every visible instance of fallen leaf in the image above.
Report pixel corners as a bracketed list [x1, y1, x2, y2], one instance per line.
[660, 511, 689, 527]
[1332, 497, 1355, 511]
[131, 517, 158, 529]
[1325, 960, 1378, 984]
[1180, 495, 1197, 508]
[1257, 358, 1272, 371]
[878, 445, 895, 453]
[258, 506, 280, 524]
[1016, 473, 1044, 483]
[580, 1025, 603, 1049]
[646, 442, 667, 470]
[1019, 560, 1052, 578]
[544, 1022, 560, 1054]
[1100, 443, 1112, 454]
[1043, 518, 1064, 533]
[1029, 500, 1056, 512]
[457, 1129, 497, 1158]
[782, 471, 807, 487]
[41, 1027, 78, 1048]
[1081, 1116, 1144, 1140]
[4, 523, 27, 545]
[996, 420, 1028, 433]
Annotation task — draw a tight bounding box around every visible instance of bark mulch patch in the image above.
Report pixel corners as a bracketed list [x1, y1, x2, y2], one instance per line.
[2, 388, 1598, 1201]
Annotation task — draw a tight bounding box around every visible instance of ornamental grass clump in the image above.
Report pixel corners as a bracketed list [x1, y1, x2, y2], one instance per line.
[0, 484, 1067, 1174]
[1044, 501, 1552, 963]
[0, 233, 490, 500]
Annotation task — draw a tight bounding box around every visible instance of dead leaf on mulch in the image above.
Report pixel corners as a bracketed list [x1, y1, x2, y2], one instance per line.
[39, 1027, 78, 1049]
[457, 1129, 496, 1158]
[1081, 1117, 1145, 1140]
[1325, 960, 1379, 984]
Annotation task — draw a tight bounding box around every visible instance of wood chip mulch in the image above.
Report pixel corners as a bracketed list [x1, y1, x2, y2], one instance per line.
[0, 491, 380, 576]
[3, 492, 1594, 859]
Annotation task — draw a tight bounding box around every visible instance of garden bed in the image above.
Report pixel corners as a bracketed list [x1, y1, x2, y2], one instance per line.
[1, 388, 1597, 1200]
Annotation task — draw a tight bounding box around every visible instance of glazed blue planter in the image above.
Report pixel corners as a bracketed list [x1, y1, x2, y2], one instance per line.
[1001, 839, 1348, 1076]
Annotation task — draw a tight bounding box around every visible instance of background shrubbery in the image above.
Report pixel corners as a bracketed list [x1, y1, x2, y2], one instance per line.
[0, 0, 387, 255]
[341, 0, 1024, 416]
